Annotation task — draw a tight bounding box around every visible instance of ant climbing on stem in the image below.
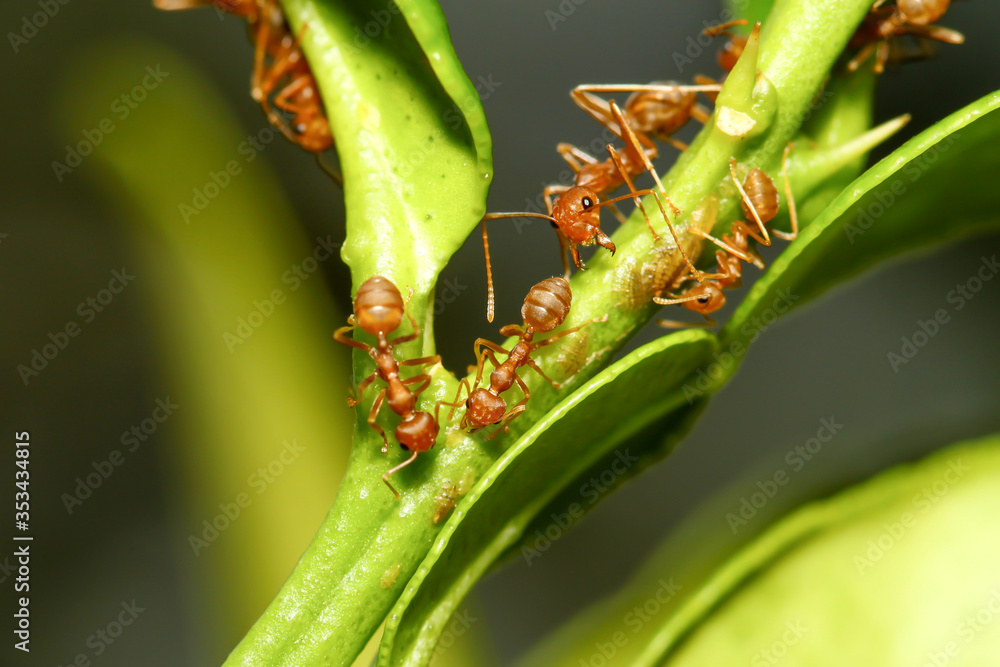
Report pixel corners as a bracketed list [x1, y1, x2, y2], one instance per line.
[848, 0, 963, 74]
[655, 145, 799, 327]
[334, 276, 442, 497]
[155, 0, 341, 183]
[481, 99, 708, 322]
[443, 277, 605, 439]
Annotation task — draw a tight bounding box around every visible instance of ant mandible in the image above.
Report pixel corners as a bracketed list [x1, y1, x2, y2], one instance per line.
[655, 145, 799, 327]
[334, 276, 442, 497]
[444, 277, 605, 438]
[848, 0, 963, 74]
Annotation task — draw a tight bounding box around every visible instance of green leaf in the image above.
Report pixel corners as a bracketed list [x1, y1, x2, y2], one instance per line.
[656, 434, 1000, 665]
[521, 433, 1000, 667]
[280, 0, 492, 313]
[221, 1, 494, 664]
[724, 91, 1000, 351]
[378, 330, 719, 667]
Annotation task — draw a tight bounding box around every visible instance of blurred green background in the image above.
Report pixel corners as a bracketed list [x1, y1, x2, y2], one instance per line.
[1, 1, 999, 665]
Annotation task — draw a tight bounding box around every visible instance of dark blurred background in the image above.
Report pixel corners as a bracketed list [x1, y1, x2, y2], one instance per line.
[1, 1, 999, 665]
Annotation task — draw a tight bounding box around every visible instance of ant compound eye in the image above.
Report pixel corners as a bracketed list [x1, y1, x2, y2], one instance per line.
[698, 295, 711, 304]
[582, 196, 594, 210]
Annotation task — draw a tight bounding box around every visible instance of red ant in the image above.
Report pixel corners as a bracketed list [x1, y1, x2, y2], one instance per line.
[481, 100, 707, 322]
[334, 276, 442, 497]
[848, 0, 963, 74]
[656, 145, 799, 326]
[568, 81, 720, 154]
[250, 2, 336, 159]
[702, 18, 750, 73]
[444, 277, 605, 438]
[155, 0, 339, 182]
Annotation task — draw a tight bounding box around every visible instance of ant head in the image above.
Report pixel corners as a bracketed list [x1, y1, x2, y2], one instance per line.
[718, 36, 747, 72]
[552, 187, 614, 251]
[354, 276, 405, 336]
[298, 116, 334, 152]
[522, 277, 571, 332]
[467, 388, 506, 428]
[626, 82, 696, 137]
[396, 412, 438, 453]
[683, 284, 726, 315]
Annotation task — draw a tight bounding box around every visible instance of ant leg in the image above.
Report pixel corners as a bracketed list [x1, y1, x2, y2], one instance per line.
[906, 24, 964, 46]
[498, 324, 525, 338]
[383, 450, 419, 499]
[402, 373, 432, 398]
[442, 378, 472, 421]
[569, 88, 621, 140]
[605, 143, 659, 240]
[772, 143, 799, 241]
[533, 315, 608, 349]
[555, 143, 597, 172]
[690, 104, 712, 124]
[316, 154, 344, 187]
[729, 158, 771, 246]
[874, 39, 891, 75]
[470, 339, 510, 393]
[390, 287, 422, 345]
[333, 324, 373, 352]
[525, 358, 563, 390]
[693, 74, 720, 104]
[486, 375, 531, 440]
[847, 41, 879, 72]
[251, 0, 273, 102]
[367, 388, 389, 453]
[348, 371, 378, 407]
[399, 354, 442, 369]
[689, 227, 763, 269]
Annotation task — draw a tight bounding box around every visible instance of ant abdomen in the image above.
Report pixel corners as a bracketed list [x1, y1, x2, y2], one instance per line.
[740, 168, 779, 225]
[626, 83, 697, 138]
[522, 277, 572, 333]
[354, 275, 405, 336]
